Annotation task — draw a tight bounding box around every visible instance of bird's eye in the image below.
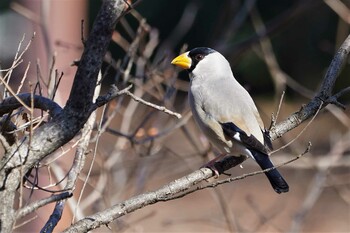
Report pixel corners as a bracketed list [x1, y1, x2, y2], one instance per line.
[195, 54, 204, 61]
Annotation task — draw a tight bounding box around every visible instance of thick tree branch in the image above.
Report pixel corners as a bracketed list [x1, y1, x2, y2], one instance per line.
[64, 0, 125, 114]
[0, 1, 126, 232]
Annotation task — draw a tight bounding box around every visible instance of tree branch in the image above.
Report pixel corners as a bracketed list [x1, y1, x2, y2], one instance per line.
[0, 1, 126, 232]
[64, 0, 125, 114]
[62, 168, 214, 233]
[93, 84, 182, 119]
[15, 192, 72, 220]
[269, 33, 350, 140]
[63, 143, 311, 233]
[0, 94, 62, 118]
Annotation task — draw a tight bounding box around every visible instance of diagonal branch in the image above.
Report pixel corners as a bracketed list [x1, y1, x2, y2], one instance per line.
[63, 141, 311, 233]
[269, 33, 350, 140]
[15, 192, 72, 220]
[62, 168, 214, 233]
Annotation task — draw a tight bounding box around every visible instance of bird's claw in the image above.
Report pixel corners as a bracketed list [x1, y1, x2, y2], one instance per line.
[200, 161, 220, 178]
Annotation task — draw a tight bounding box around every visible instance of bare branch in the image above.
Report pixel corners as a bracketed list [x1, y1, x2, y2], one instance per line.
[72, 104, 106, 223]
[94, 85, 182, 119]
[159, 143, 311, 201]
[62, 168, 214, 233]
[271, 103, 322, 154]
[64, 0, 126, 113]
[0, 1, 127, 232]
[269, 34, 350, 140]
[0, 94, 62, 118]
[15, 192, 72, 220]
[269, 91, 285, 129]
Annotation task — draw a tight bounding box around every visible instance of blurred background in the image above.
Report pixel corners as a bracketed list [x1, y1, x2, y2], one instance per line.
[0, 0, 349, 232]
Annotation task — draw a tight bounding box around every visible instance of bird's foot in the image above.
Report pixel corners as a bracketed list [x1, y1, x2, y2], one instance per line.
[200, 154, 228, 178]
[201, 161, 220, 178]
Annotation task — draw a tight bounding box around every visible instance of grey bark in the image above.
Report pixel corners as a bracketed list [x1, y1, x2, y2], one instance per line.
[0, 0, 125, 232]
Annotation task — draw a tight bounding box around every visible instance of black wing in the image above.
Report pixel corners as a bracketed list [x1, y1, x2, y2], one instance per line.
[220, 122, 289, 193]
[220, 122, 270, 154]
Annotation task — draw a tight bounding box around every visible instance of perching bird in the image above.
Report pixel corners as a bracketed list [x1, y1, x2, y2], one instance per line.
[171, 47, 289, 194]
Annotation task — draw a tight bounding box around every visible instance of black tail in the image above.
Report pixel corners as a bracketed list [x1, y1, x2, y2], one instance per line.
[250, 150, 289, 194]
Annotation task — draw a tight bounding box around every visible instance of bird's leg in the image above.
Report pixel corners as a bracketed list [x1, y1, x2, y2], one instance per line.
[201, 153, 228, 178]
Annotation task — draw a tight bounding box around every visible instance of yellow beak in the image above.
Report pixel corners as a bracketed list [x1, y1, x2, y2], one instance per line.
[171, 52, 192, 69]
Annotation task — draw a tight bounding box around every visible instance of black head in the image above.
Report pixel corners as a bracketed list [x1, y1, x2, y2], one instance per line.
[188, 47, 216, 72]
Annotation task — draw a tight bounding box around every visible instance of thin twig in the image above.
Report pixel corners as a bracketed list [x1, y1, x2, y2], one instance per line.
[124, 89, 182, 119]
[270, 91, 285, 129]
[51, 71, 64, 101]
[47, 54, 57, 98]
[94, 84, 182, 119]
[40, 71, 104, 232]
[0, 73, 31, 112]
[213, 187, 238, 233]
[72, 104, 107, 223]
[14, 215, 38, 229]
[275, 91, 285, 125]
[3, 33, 27, 99]
[16, 62, 31, 95]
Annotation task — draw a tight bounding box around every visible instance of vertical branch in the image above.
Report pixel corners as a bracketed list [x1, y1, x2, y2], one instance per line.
[317, 35, 350, 98]
[64, 0, 126, 113]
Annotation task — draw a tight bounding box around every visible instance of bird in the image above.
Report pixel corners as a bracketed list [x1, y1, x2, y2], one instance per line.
[171, 47, 289, 194]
